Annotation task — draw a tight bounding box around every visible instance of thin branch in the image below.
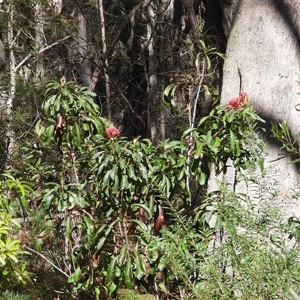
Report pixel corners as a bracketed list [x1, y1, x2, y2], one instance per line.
[109, 75, 146, 128]
[11, 29, 22, 48]
[15, 35, 72, 72]
[186, 57, 206, 206]
[191, 58, 206, 129]
[25, 246, 70, 278]
[89, 0, 153, 91]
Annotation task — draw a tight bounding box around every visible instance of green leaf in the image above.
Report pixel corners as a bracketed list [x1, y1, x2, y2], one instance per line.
[132, 203, 152, 217]
[42, 191, 54, 210]
[65, 216, 72, 242]
[215, 215, 223, 231]
[102, 171, 111, 186]
[204, 210, 214, 224]
[163, 83, 179, 107]
[194, 140, 204, 159]
[227, 111, 235, 123]
[124, 257, 133, 289]
[139, 163, 148, 179]
[119, 158, 126, 170]
[199, 39, 206, 48]
[118, 245, 127, 265]
[128, 164, 136, 179]
[230, 130, 235, 151]
[68, 267, 81, 283]
[83, 216, 95, 244]
[109, 164, 118, 180]
[75, 123, 82, 148]
[205, 54, 211, 70]
[96, 237, 106, 251]
[54, 94, 62, 112]
[133, 251, 146, 280]
[131, 219, 148, 232]
[44, 125, 55, 144]
[111, 175, 120, 193]
[106, 256, 117, 283]
[199, 172, 207, 185]
[205, 131, 212, 148]
[212, 136, 221, 151]
[108, 282, 117, 295]
[164, 140, 184, 150]
[121, 175, 128, 190]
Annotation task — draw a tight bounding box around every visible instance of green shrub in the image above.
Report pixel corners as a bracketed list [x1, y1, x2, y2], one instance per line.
[0, 175, 31, 292]
[0, 290, 32, 300]
[116, 289, 155, 300]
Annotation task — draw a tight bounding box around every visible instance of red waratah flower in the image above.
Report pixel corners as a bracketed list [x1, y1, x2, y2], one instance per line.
[225, 92, 249, 110]
[105, 126, 120, 139]
[238, 92, 248, 107]
[226, 98, 240, 110]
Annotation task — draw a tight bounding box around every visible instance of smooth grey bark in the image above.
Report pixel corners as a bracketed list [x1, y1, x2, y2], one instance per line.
[210, 0, 300, 219]
[146, 3, 158, 141]
[6, 1, 16, 158]
[78, 0, 90, 87]
[98, 0, 111, 120]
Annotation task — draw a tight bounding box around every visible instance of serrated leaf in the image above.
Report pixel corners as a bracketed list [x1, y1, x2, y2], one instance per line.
[133, 251, 146, 280]
[115, 245, 126, 266]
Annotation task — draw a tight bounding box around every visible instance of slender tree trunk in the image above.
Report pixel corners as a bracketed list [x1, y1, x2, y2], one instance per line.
[89, 0, 153, 92]
[180, 0, 201, 40]
[6, 1, 16, 160]
[157, 0, 166, 140]
[34, 1, 45, 81]
[98, 0, 111, 120]
[146, 3, 158, 141]
[78, 0, 90, 87]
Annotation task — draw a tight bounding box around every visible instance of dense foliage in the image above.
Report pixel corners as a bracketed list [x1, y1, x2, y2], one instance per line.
[2, 78, 300, 299]
[0, 0, 300, 299]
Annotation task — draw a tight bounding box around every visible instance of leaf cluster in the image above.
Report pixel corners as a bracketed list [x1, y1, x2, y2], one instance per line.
[10, 79, 269, 299]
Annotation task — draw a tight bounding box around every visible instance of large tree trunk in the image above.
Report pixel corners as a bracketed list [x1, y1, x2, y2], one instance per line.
[210, 0, 300, 218]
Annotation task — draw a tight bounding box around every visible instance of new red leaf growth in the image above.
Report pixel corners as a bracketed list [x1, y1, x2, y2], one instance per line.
[155, 203, 164, 232]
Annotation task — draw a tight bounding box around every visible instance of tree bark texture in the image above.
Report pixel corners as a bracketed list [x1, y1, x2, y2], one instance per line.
[98, 0, 111, 120]
[6, 1, 16, 159]
[35, 1, 45, 81]
[210, 0, 300, 219]
[78, 0, 90, 87]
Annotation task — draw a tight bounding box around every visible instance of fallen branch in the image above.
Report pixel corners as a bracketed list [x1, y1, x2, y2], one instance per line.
[25, 246, 70, 278]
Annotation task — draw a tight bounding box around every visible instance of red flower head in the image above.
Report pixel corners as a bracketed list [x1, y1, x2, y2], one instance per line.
[105, 126, 120, 139]
[238, 92, 248, 107]
[226, 98, 240, 110]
